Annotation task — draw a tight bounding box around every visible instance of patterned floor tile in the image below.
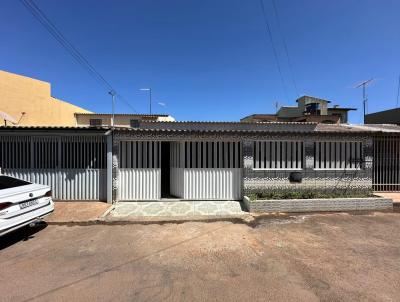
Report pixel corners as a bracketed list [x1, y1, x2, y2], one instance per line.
[110, 200, 247, 217]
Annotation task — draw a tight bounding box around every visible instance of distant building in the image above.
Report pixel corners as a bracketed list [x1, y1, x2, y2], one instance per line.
[0, 70, 175, 127]
[75, 113, 175, 127]
[241, 95, 356, 124]
[365, 108, 400, 125]
[0, 69, 90, 126]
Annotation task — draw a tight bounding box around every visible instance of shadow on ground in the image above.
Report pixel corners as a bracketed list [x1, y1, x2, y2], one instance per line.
[0, 222, 47, 250]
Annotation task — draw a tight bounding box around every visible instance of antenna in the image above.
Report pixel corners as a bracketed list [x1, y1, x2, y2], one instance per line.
[0, 111, 18, 126]
[354, 78, 374, 124]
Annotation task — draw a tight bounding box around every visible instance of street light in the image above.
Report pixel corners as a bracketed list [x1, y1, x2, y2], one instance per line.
[108, 90, 116, 128]
[140, 88, 152, 114]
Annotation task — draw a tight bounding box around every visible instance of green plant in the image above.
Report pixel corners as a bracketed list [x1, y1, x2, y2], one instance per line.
[247, 188, 374, 200]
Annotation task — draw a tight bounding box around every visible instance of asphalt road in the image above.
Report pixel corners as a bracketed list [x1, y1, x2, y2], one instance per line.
[1, 211, 400, 302]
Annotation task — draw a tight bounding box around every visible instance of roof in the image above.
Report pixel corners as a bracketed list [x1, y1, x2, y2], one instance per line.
[74, 113, 170, 117]
[1, 122, 400, 134]
[296, 95, 331, 103]
[327, 107, 357, 111]
[365, 108, 400, 116]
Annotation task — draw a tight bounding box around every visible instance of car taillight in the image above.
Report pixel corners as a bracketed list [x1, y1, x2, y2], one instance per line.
[0, 202, 12, 211]
[45, 191, 52, 197]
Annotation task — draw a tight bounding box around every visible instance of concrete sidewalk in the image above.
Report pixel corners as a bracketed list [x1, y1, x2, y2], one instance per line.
[374, 192, 400, 204]
[44, 201, 111, 223]
[106, 200, 248, 219]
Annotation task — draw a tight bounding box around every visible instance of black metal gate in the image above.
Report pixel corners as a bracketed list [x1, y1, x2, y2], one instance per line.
[373, 136, 400, 191]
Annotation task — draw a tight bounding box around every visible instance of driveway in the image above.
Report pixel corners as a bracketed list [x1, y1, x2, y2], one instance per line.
[1, 211, 400, 301]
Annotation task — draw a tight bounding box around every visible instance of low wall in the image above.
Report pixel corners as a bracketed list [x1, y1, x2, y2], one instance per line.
[243, 196, 393, 213]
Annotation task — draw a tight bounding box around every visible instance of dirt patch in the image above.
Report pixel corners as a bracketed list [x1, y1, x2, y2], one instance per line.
[44, 201, 111, 223]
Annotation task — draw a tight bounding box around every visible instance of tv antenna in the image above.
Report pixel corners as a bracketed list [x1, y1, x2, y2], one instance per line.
[354, 78, 375, 123]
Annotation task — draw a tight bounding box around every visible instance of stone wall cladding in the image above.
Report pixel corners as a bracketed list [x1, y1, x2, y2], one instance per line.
[243, 134, 373, 195]
[243, 196, 393, 213]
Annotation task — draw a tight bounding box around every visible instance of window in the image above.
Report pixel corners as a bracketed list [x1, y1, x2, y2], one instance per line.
[314, 141, 363, 170]
[253, 141, 303, 170]
[89, 119, 102, 126]
[130, 119, 141, 128]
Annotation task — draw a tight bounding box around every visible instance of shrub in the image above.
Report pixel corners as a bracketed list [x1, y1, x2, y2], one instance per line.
[248, 188, 374, 200]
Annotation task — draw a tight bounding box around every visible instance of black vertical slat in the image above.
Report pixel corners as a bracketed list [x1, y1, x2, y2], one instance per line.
[301, 142, 304, 169]
[350, 142, 353, 169]
[194, 142, 198, 168]
[141, 141, 144, 168]
[226, 142, 230, 169]
[217, 142, 220, 168]
[136, 142, 139, 168]
[232, 142, 236, 168]
[211, 142, 215, 168]
[253, 142, 256, 169]
[200, 142, 204, 168]
[146, 142, 150, 168]
[184, 142, 188, 168]
[222, 142, 225, 168]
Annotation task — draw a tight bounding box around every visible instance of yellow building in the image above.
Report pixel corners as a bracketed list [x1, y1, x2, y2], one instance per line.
[0, 70, 91, 126]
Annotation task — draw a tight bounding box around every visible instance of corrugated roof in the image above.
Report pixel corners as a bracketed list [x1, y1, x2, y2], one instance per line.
[74, 113, 170, 117]
[1, 122, 399, 134]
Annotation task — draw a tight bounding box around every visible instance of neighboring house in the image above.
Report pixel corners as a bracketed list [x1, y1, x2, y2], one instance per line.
[1, 122, 399, 203]
[75, 113, 175, 127]
[0, 69, 91, 126]
[241, 95, 356, 124]
[365, 108, 400, 125]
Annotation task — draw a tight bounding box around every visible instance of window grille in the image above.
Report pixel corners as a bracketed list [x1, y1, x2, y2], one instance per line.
[184, 142, 242, 169]
[0, 136, 106, 169]
[253, 141, 304, 169]
[130, 119, 141, 128]
[119, 141, 160, 169]
[314, 141, 363, 170]
[89, 119, 102, 126]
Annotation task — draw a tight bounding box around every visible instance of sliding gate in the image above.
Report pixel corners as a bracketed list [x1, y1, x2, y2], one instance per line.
[0, 135, 107, 200]
[170, 141, 242, 200]
[118, 140, 242, 201]
[373, 136, 400, 191]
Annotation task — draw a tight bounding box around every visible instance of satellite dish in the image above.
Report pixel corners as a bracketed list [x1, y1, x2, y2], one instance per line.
[0, 111, 18, 125]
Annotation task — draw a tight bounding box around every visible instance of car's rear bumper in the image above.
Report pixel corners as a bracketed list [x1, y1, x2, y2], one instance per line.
[0, 201, 54, 236]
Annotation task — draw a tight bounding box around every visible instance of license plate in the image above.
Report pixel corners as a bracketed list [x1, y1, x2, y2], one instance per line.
[19, 199, 39, 210]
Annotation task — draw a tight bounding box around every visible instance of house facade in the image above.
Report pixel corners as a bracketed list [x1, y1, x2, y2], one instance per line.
[1, 122, 398, 204]
[75, 113, 175, 127]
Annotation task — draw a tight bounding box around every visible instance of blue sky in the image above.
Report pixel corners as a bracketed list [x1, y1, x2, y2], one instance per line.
[1, 0, 399, 123]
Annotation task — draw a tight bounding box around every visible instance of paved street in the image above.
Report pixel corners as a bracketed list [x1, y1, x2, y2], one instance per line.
[1, 211, 400, 302]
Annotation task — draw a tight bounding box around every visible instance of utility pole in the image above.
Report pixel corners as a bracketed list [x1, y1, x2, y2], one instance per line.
[396, 75, 400, 108]
[140, 88, 152, 114]
[109, 90, 116, 128]
[354, 79, 374, 124]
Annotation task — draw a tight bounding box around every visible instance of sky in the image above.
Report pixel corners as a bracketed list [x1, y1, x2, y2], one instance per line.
[1, 0, 399, 123]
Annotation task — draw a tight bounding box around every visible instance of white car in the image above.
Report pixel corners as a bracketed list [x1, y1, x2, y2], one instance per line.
[0, 175, 54, 236]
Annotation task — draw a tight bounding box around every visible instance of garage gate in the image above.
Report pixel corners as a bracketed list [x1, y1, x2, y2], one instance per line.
[118, 141, 242, 201]
[373, 136, 400, 191]
[0, 135, 107, 200]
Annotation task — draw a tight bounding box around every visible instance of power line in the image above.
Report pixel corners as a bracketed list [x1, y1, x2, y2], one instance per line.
[270, 0, 299, 97]
[258, 0, 289, 102]
[20, 0, 138, 113]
